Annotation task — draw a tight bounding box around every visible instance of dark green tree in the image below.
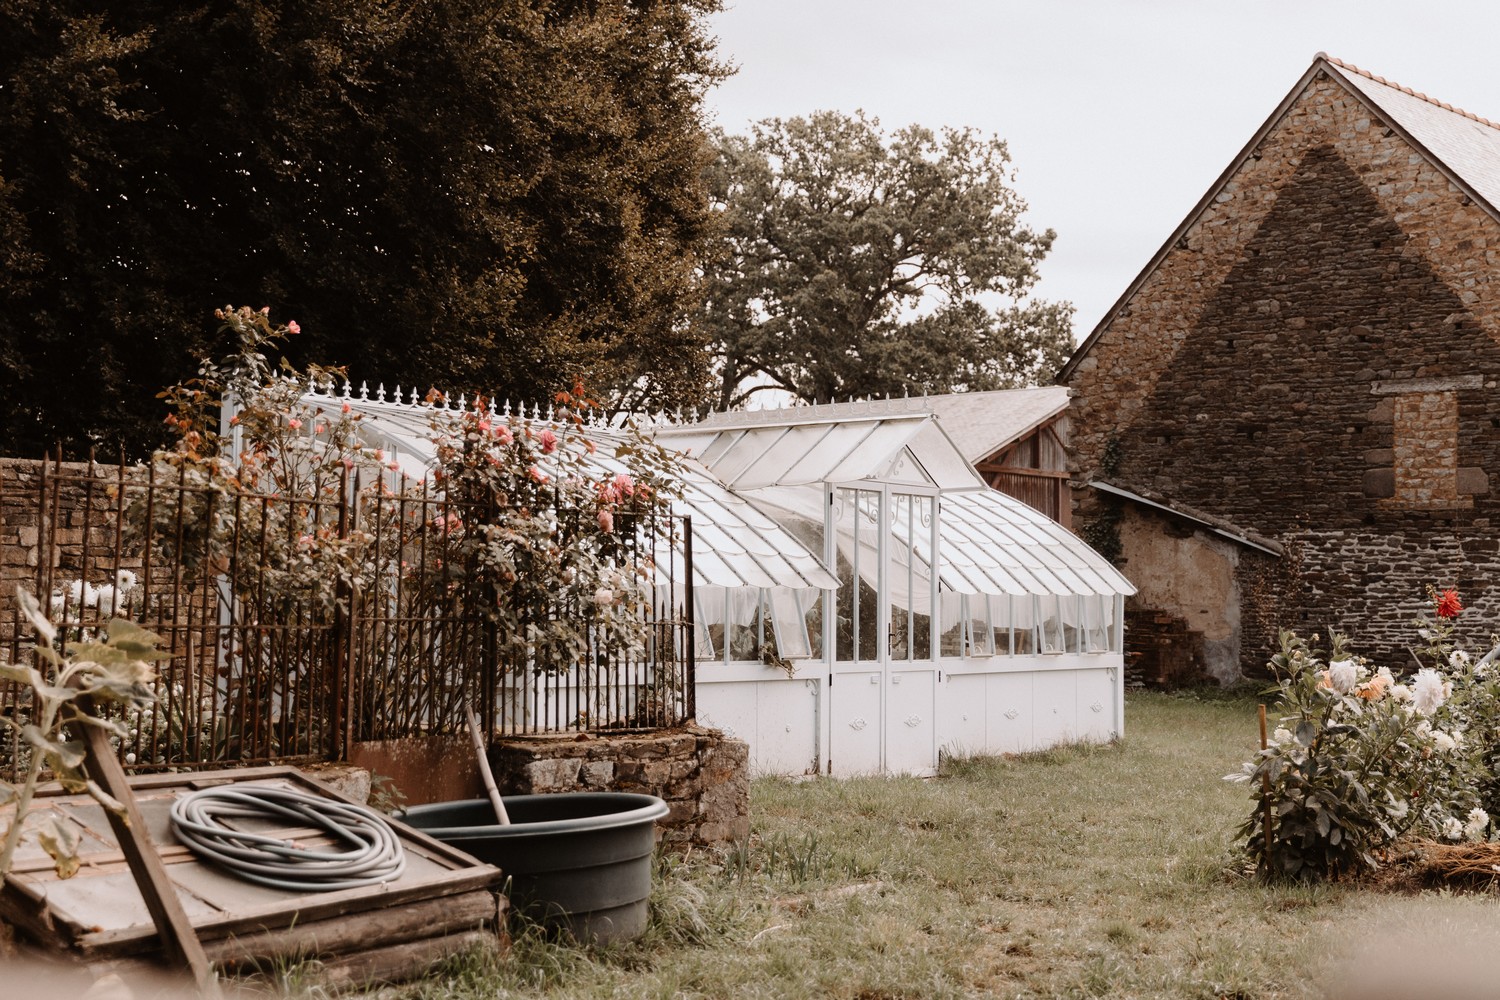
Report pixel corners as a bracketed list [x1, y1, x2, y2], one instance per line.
[700, 110, 1074, 408]
[0, 0, 726, 457]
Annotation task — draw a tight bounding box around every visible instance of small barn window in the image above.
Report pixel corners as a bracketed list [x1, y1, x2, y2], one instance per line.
[1391, 391, 1460, 504]
[1373, 378, 1480, 510]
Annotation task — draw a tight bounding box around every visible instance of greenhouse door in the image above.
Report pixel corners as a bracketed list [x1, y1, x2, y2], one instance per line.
[827, 487, 939, 776]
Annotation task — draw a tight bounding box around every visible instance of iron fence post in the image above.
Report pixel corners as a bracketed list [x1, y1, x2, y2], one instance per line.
[330, 466, 353, 762]
[683, 515, 695, 723]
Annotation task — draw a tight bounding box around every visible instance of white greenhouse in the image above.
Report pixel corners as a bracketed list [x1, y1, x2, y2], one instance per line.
[656, 399, 1134, 777]
[285, 384, 1135, 776]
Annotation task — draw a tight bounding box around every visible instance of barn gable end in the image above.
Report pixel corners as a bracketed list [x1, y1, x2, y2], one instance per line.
[1063, 55, 1500, 681]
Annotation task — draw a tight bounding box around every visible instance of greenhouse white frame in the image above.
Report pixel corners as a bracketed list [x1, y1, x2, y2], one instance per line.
[288, 384, 1135, 776]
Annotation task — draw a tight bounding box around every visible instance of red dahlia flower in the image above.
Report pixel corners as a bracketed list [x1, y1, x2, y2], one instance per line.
[1436, 588, 1463, 619]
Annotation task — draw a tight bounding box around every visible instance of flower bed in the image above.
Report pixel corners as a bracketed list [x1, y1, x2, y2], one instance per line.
[1228, 587, 1500, 880]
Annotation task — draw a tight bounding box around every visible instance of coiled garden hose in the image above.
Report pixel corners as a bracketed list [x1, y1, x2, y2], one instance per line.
[169, 785, 406, 892]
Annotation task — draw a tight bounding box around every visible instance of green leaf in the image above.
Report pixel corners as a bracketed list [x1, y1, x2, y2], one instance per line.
[104, 618, 168, 657]
[66, 712, 128, 737]
[22, 726, 85, 772]
[16, 587, 55, 645]
[0, 662, 39, 686]
[37, 815, 81, 880]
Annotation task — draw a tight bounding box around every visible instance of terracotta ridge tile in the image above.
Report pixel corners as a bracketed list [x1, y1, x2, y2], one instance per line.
[1320, 53, 1500, 131]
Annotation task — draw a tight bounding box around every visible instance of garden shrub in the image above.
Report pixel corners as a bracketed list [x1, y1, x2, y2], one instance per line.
[1229, 588, 1499, 880]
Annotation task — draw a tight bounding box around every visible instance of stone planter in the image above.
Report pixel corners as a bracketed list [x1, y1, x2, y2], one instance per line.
[399, 792, 669, 944]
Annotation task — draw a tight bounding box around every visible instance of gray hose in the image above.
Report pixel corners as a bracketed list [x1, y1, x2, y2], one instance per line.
[169, 785, 406, 892]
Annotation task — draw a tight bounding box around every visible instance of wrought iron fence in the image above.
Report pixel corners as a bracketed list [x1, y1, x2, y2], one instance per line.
[0, 456, 694, 779]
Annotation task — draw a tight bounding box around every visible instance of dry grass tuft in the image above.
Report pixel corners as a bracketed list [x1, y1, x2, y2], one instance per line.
[1397, 837, 1500, 889]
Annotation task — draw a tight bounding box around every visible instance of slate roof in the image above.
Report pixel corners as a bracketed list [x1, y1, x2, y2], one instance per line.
[1325, 56, 1500, 216]
[919, 386, 1070, 464]
[1059, 52, 1500, 382]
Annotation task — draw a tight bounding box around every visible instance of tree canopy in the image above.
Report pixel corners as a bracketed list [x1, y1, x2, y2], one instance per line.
[699, 110, 1074, 408]
[0, 0, 727, 458]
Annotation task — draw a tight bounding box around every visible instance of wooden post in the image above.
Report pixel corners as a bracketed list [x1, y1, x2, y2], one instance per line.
[1258, 703, 1273, 870]
[465, 705, 510, 826]
[75, 697, 221, 997]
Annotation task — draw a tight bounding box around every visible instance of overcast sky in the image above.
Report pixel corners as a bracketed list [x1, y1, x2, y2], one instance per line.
[703, 1, 1500, 342]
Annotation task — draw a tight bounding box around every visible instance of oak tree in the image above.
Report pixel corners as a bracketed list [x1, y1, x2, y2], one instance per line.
[700, 110, 1073, 408]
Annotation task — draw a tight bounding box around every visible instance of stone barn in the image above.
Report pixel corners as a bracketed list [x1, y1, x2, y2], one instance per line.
[1061, 52, 1500, 684]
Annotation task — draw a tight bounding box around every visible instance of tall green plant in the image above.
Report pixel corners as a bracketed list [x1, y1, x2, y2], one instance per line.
[0, 589, 164, 878]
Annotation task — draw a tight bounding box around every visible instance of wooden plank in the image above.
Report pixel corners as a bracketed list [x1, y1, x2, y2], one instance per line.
[80, 927, 505, 992]
[30, 767, 492, 873]
[6, 765, 503, 968]
[0, 881, 63, 949]
[76, 867, 503, 955]
[206, 889, 500, 971]
[74, 696, 221, 997]
[310, 928, 499, 991]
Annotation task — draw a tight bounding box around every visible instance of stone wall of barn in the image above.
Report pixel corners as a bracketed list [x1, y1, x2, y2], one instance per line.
[1065, 68, 1500, 675]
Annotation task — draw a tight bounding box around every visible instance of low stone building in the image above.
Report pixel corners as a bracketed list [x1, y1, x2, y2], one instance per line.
[1061, 53, 1500, 683]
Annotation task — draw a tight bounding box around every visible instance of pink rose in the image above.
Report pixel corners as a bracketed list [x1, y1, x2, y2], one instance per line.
[287, 418, 303, 430]
[288, 320, 300, 334]
[597, 508, 614, 533]
[539, 429, 558, 454]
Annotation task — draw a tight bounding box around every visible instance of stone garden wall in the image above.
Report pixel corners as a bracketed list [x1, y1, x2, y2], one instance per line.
[488, 726, 749, 847]
[0, 458, 140, 614]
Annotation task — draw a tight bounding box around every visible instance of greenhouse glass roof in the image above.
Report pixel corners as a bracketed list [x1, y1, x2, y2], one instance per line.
[657, 398, 983, 492]
[288, 384, 839, 591]
[285, 383, 1132, 601]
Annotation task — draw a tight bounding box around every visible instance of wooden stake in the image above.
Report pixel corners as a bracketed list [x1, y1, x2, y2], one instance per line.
[465, 705, 510, 826]
[1258, 703, 1273, 870]
[75, 698, 221, 997]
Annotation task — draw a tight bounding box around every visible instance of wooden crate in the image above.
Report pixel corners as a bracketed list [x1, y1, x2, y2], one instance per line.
[1, 766, 506, 987]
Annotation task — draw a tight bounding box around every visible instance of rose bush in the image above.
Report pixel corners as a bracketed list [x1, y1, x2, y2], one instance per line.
[1229, 587, 1498, 880]
[135, 308, 685, 711]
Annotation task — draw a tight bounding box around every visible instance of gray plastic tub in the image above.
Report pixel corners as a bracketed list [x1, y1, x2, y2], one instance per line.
[400, 792, 669, 944]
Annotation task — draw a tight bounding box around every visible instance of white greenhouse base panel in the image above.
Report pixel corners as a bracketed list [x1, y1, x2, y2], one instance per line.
[696, 654, 1124, 778]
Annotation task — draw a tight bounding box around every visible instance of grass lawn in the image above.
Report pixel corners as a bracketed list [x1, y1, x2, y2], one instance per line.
[378, 692, 1500, 1000]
